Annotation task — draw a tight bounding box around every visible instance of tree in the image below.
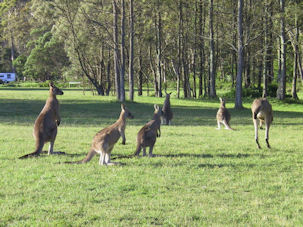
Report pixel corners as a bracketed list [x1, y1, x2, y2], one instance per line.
[128, 0, 134, 101]
[277, 0, 286, 100]
[23, 32, 68, 81]
[209, 0, 216, 98]
[156, 0, 162, 97]
[235, 0, 244, 109]
[113, 0, 120, 99]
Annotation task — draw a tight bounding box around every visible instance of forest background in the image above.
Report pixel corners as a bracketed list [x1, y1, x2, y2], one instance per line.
[0, 0, 303, 108]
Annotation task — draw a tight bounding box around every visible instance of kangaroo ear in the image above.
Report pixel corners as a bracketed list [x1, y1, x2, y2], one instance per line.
[121, 103, 125, 110]
[154, 104, 159, 110]
[219, 97, 222, 102]
[49, 81, 54, 87]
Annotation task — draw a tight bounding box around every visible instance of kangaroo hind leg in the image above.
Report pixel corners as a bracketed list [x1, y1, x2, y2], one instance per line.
[253, 118, 261, 149]
[265, 121, 271, 149]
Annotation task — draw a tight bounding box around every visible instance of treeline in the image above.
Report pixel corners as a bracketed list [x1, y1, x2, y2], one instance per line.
[0, 0, 302, 107]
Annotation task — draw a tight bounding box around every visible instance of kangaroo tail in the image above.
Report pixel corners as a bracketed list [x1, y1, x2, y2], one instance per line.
[222, 120, 234, 130]
[253, 106, 262, 120]
[134, 143, 142, 156]
[19, 151, 40, 159]
[65, 150, 96, 164]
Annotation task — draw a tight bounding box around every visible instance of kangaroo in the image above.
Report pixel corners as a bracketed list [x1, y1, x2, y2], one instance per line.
[162, 92, 173, 125]
[71, 104, 134, 165]
[216, 97, 233, 130]
[134, 104, 162, 157]
[19, 82, 64, 159]
[251, 98, 273, 149]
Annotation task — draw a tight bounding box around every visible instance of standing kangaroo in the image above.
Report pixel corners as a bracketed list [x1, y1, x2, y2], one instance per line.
[162, 92, 173, 125]
[19, 82, 64, 159]
[216, 97, 233, 130]
[71, 104, 134, 165]
[134, 104, 162, 157]
[251, 98, 273, 149]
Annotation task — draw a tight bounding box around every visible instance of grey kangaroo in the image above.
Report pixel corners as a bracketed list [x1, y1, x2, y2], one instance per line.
[216, 97, 233, 130]
[71, 104, 134, 165]
[251, 98, 273, 149]
[162, 92, 173, 125]
[135, 104, 162, 157]
[19, 82, 64, 159]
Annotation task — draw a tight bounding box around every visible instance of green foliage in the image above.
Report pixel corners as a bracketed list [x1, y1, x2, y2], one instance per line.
[23, 32, 68, 81]
[0, 47, 11, 72]
[224, 86, 262, 99]
[13, 54, 27, 79]
[267, 83, 278, 97]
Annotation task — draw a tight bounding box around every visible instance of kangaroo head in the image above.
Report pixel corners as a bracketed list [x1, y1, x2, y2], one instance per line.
[165, 92, 172, 99]
[219, 97, 225, 107]
[49, 82, 64, 96]
[121, 104, 134, 119]
[154, 104, 163, 117]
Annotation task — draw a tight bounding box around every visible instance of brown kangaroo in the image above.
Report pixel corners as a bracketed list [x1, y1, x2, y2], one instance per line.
[19, 82, 64, 159]
[71, 104, 134, 165]
[134, 104, 162, 157]
[216, 97, 233, 130]
[251, 98, 273, 149]
[162, 92, 173, 125]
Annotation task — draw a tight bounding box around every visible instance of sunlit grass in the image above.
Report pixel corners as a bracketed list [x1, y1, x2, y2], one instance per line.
[1, 87, 303, 225]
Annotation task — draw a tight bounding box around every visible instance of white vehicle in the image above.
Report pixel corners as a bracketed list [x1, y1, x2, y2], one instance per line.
[0, 73, 16, 83]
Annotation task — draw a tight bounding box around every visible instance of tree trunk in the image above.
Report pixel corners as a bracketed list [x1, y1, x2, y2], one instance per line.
[10, 33, 16, 73]
[244, 0, 252, 88]
[198, 0, 206, 97]
[232, 0, 237, 87]
[192, 0, 198, 98]
[156, 0, 162, 97]
[177, 0, 183, 99]
[291, 13, 299, 99]
[262, 0, 268, 98]
[138, 46, 143, 96]
[106, 51, 111, 96]
[257, 60, 262, 90]
[128, 0, 134, 101]
[120, 0, 126, 102]
[113, 0, 120, 100]
[235, 0, 244, 109]
[277, 0, 286, 100]
[149, 44, 158, 96]
[209, 0, 216, 98]
[268, 3, 274, 84]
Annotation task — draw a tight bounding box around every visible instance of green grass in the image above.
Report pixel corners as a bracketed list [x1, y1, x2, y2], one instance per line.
[1, 87, 303, 226]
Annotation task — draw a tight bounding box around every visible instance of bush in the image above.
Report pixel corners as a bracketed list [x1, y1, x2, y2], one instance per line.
[224, 86, 262, 98]
[267, 83, 278, 97]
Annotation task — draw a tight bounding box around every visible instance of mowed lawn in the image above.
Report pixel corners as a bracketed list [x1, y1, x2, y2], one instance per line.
[1, 87, 303, 226]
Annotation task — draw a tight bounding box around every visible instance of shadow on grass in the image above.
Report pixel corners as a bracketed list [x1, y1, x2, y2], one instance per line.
[16, 151, 84, 160]
[197, 163, 256, 168]
[1, 97, 303, 127]
[110, 151, 268, 161]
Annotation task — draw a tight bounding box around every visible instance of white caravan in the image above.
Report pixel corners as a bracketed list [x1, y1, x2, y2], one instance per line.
[0, 73, 16, 83]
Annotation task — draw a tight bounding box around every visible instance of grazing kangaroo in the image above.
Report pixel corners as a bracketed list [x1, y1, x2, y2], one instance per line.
[251, 98, 273, 149]
[134, 104, 162, 157]
[19, 82, 64, 159]
[71, 104, 134, 165]
[162, 92, 173, 125]
[216, 97, 233, 130]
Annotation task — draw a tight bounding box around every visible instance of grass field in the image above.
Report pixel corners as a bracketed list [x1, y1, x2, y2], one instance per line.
[1, 87, 303, 226]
